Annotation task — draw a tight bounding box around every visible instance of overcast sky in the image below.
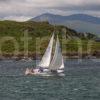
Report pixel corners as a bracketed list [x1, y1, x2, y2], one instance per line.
[0, 0, 100, 21]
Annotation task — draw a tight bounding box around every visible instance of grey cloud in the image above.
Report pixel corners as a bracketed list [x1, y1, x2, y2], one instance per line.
[48, 4, 100, 11]
[0, 0, 8, 2]
[0, 0, 14, 3]
[0, 0, 100, 21]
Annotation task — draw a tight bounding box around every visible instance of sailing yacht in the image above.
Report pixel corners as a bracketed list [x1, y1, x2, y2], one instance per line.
[25, 33, 64, 76]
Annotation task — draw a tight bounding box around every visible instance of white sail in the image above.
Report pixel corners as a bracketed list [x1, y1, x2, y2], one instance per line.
[49, 35, 64, 70]
[59, 57, 64, 69]
[38, 34, 54, 68]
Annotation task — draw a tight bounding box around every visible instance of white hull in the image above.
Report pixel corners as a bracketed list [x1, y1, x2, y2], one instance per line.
[25, 68, 65, 77]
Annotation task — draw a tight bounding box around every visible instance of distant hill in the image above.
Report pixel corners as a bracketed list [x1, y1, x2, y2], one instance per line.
[0, 20, 99, 58]
[30, 13, 100, 34]
[0, 20, 96, 39]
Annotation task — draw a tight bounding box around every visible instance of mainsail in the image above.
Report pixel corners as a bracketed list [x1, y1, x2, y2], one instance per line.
[49, 35, 64, 70]
[38, 34, 54, 68]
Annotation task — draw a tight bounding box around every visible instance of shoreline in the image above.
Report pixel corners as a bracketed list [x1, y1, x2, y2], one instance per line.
[0, 53, 100, 60]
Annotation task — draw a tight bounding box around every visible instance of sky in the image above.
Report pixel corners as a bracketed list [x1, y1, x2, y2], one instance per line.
[0, 0, 100, 21]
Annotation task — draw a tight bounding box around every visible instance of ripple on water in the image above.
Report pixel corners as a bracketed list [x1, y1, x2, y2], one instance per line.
[0, 59, 100, 100]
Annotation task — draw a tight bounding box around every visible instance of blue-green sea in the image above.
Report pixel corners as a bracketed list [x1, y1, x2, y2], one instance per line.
[0, 59, 100, 100]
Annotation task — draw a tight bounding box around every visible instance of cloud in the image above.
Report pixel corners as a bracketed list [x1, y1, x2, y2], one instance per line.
[2, 16, 32, 22]
[0, 0, 100, 21]
[53, 4, 100, 11]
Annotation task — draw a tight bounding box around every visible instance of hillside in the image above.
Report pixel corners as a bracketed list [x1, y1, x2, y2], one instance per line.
[0, 20, 99, 59]
[31, 13, 100, 34]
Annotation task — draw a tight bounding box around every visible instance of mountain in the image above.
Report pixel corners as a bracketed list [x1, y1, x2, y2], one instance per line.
[30, 13, 100, 34]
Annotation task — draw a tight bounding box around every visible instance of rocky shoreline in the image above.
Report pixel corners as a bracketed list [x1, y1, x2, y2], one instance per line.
[0, 52, 100, 60]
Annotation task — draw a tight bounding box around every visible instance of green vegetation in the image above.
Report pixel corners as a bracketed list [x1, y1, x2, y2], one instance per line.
[0, 20, 99, 58]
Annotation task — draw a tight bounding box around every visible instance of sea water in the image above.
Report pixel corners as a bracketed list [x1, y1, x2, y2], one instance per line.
[0, 59, 100, 100]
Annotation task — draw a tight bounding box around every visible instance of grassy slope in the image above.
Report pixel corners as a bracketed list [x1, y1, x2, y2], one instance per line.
[0, 20, 99, 57]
